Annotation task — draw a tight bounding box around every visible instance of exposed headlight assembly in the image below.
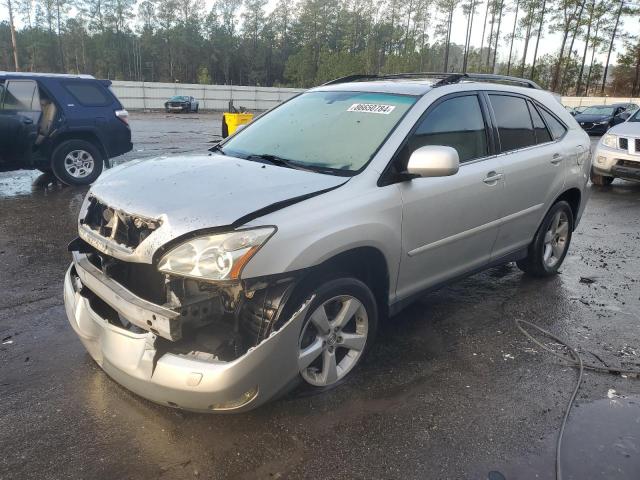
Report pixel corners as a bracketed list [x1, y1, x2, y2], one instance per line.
[158, 227, 275, 281]
[602, 134, 618, 148]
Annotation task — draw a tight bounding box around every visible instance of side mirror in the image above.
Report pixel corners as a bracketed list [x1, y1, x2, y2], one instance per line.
[406, 145, 460, 178]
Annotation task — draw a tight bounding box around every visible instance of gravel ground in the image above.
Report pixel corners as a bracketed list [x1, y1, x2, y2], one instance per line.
[0, 112, 639, 480]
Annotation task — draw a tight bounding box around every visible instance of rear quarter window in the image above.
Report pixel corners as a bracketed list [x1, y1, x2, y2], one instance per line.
[63, 82, 111, 106]
[538, 108, 567, 140]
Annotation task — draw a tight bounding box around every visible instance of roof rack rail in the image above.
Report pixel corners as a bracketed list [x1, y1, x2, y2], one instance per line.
[322, 72, 542, 89]
[461, 73, 542, 89]
[322, 74, 379, 85]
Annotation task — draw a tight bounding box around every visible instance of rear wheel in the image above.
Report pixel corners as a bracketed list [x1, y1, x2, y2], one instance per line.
[51, 139, 103, 186]
[516, 201, 573, 277]
[590, 169, 614, 186]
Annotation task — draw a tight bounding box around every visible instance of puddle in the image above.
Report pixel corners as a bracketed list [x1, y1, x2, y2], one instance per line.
[492, 395, 640, 479]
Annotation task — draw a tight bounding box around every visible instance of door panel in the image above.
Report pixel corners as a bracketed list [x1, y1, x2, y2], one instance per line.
[396, 158, 506, 300]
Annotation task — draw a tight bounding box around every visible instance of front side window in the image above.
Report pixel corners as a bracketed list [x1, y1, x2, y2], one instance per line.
[399, 94, 488, 165]
[64, 82, 110, 106]
[221, 91, 417, 173]
[2, 80, 38, 111]
[489, 94, 536, 152]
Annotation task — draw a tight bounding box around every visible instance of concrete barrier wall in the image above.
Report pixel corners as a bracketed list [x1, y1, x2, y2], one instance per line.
[110, 80, 639, 111]
[110, 81, 305, 111]
[562, 96, 640, 108]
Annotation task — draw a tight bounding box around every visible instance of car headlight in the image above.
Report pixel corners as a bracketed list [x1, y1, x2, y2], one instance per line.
[602, 134, 618, 148]
[157, 227, 275, 281]
[596, 120, 609, 125]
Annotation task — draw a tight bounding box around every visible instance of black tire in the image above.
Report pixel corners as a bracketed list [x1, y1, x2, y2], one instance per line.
[516, 201, 574, 277]
[590, 169, 614, 186]
[51, 139, 103, 186]
[195, 105, 199, 113]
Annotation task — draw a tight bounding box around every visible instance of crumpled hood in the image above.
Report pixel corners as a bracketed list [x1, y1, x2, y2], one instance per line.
[82, 154, 347, 262]
[90, 154, 347, 228]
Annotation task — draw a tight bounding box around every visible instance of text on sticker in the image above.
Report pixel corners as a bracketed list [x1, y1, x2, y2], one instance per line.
[347, 103, 396, 114]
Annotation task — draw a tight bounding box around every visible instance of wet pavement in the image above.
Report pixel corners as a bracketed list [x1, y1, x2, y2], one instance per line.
[1, 114, 639, 479]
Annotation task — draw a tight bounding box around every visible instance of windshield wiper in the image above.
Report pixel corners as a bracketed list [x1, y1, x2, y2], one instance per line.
[209, 143, 227, 155]
[244, 153, 313, 171]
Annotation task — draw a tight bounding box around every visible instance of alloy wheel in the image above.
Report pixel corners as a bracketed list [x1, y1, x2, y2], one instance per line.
[64, 150, 95, 178]
[543, 210, 569, 268]
[298, 295, 369, 387]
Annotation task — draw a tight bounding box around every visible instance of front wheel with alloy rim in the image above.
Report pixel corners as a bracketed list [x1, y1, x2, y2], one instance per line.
[51, 139, 103, 186]
[297, 278, 378, 389]
[516, 201, 574, 277]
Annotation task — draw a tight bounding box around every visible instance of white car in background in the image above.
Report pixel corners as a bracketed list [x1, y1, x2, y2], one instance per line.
[591, 108, 640, 185]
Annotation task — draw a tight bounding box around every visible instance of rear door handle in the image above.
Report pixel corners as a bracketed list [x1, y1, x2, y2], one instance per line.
[551, 153, 563, 165]
[483, 172, 504, 184]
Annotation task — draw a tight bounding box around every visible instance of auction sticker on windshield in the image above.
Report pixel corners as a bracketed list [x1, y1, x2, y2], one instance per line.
[347, 103, 396, 114]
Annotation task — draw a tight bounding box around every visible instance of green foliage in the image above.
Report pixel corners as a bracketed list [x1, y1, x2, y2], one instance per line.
[0, 0, 637, 95]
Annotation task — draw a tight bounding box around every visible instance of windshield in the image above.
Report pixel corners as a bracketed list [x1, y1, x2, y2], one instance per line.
[170, 96, 188, 101]
[220, 91, 417, 173]
[630, 109, 640, 122]
[581, 106, 615, 116]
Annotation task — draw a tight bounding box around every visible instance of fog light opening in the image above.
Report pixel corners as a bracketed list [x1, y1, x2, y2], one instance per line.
[209, 386, 259, 411]
[597, 156, 607, 165]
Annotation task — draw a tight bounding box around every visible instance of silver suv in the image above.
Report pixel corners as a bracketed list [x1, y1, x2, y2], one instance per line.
[64, 74, 591, 412]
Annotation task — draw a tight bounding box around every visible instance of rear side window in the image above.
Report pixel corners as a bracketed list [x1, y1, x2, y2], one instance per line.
[528, 102, 552, 144]
[402, 94, 488, 164]
[64, 82, 110, 106]
[538, 108, 567, 140]
[2, 80, 38, 110]
[489, 94, 536, 152]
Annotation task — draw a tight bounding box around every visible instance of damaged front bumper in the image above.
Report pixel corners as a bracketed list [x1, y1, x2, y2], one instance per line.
[63, 253, 310, 412]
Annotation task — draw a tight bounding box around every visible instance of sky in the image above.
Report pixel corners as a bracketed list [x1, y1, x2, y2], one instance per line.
[2, 0, 633, 70]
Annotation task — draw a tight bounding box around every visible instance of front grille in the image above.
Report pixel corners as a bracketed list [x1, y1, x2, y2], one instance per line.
[88, 252, 167, 305]
[617, 160, 640, 169]
[620, 138, 629, 150]
[82, 196, 161, 250]
[581, 122, 593, 129]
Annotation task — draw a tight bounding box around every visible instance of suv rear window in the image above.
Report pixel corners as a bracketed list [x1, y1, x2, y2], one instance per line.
[489, 94, 536, 152]
[64, 82, 110, 106]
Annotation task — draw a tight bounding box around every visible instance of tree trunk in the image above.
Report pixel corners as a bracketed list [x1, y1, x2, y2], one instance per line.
[519, 4, 534, 76]
[443, 6, 454, 72]
[7, 0, 20, 71]
[56, 0, 65, 71]
[463, 0, 476, 72]
[575, 0, 595, 95]
[530, 0, 546, 78]
[479, 0, 490, 70]
[600, 0, 623, 95]
[559, 0, 586, 92]
[486, 1, 496, 70]
[584, 19, 600, 96]
[491, 0, 504, 71]
[506, 0, 520, 75]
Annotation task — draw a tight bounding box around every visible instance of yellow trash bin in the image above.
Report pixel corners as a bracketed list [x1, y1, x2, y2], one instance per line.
[222, 112, 254, 138]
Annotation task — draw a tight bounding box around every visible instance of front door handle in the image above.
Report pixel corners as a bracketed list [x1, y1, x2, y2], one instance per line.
[483, 172, 504, 184]
[22, 117, 33, 125]
[551, 153, 563, 165]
